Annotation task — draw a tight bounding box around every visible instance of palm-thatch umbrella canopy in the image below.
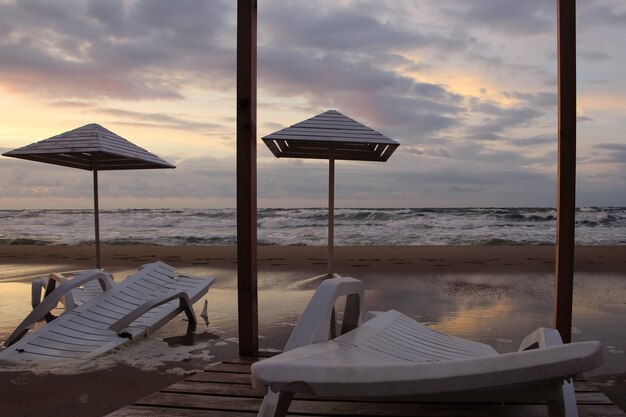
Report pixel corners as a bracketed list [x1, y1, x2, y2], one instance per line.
[2, 123, 175, 269]
[263, 110, 399, 277]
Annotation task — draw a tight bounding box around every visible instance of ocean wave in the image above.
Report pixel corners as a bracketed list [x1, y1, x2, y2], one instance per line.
[0, 207, 624, 246]
[0, 238, 54, 245]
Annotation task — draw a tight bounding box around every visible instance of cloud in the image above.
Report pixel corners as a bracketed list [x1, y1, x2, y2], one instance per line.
[503, 91, 557, 108]
[403, 147, 452, 158]
[435, 0, 555, 35]
[578, 1, 626, 28]
[591, 143, 626, 165]
[259, 47, 465, 142]
[509, 134, 557, 147]
[464, 101, 545, 138]
[1, 0, 625, 208]
[97, 107, 226, 133]
[0, 0, 236, 100]
[579, 50, 611, 61]
[448, 185, 486, 193]
[261, 2, 470, 53]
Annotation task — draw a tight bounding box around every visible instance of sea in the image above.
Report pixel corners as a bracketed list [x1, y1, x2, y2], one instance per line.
[0, 206, 624, 246]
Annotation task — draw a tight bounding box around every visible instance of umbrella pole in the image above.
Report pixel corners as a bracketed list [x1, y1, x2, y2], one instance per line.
[93, 167, 101, 270]
[328, 156, 335, 277]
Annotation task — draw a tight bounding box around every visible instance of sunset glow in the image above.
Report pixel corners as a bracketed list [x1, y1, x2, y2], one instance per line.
[1, 0, 624, 208]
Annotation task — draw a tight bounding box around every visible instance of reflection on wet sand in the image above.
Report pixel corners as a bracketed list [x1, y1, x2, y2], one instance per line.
[1, 268, 625, 411]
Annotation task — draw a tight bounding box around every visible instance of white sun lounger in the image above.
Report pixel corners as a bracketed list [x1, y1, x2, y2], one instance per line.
[4, 269, 116, 347]
[30, 269, 115, 315]
[251, 277, 603, 417]
[0, 261, 215, 362]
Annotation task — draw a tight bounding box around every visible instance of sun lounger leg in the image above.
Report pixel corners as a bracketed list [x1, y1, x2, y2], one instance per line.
[109, 291, 197, 334]
[547, 379, 578, 417]
[519, 327, 578, 417]
[257, 390, 293, 417]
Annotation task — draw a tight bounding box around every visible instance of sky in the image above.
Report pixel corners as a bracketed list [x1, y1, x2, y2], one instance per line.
[0, 0, 625, 209]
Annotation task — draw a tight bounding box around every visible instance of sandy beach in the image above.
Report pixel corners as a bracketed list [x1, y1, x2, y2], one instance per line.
[1, 244, 625, 416]
[2, 244, 625, 282]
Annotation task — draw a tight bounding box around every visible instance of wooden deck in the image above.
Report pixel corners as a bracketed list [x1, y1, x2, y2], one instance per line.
[108, 356, 625, 417]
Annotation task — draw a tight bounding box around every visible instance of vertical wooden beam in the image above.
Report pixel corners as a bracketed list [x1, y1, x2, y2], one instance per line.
[554, 0, 576, 344]
[236, 0, 258, 355]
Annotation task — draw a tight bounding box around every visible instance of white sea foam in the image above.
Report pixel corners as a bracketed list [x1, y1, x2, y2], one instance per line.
[0, 337, 217, 375]
[0, 207, 625, 246]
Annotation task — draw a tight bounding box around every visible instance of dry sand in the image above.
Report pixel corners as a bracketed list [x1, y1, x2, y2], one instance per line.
[1, 244, 625, 416]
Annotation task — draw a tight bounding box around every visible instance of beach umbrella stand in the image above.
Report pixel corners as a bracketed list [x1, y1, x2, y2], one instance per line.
[3, 123, 175, 269]
[262, 110, 399, 278]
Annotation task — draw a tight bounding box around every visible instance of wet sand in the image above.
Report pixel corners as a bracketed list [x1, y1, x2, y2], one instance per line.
[1, 244, 625, 416]
[2, 244, 625, 283]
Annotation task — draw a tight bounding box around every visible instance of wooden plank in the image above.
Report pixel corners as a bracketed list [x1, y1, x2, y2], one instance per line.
[272, 128, 387, 139]
[286, 400, 625, 416]
[130, 392, 626, 417]
[185, 371, 252, 385]
[266, 132, 389, 142]
[278, 151, 384, 162]
[108, 359, 626, 417]
[283, 147, 374, 157]
[11, 154, 93, 170]
[205, 362, 255, 373]
[9, 136, 170, 167]
[107, 403, 625, 417]
[294, 121, 373, 130]
[163, 381, 261, 397]
[574, 392, 617, 404]
[573, 380, 602, 392]
[106, 405, 257, 416]
[223, 355, 268, 364]
[135, 392, 262, 411]
[164, 379, 613, 407]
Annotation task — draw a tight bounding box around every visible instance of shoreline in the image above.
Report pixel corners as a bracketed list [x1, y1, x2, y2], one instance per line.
[1, 244, 625, 282]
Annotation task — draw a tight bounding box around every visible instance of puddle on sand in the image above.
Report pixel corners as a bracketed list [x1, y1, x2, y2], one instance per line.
[1, 272, 624, 381]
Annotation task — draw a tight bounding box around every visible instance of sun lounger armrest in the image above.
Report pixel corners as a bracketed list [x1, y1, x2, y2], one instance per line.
[108, 291, 196, 334]
[518, 327, 565, 351]
[32, 272, 74, 309]
[4, 270, 114, 347]
[284, 277, 364, 351]
[518, 327, 596, 416]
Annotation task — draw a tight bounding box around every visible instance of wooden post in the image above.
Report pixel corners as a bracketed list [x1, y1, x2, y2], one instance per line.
[93, 163, 101, 270]
[328, 156, 335, 277]
[554, 0, 576, 344]
[236, 0, 258, 356]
